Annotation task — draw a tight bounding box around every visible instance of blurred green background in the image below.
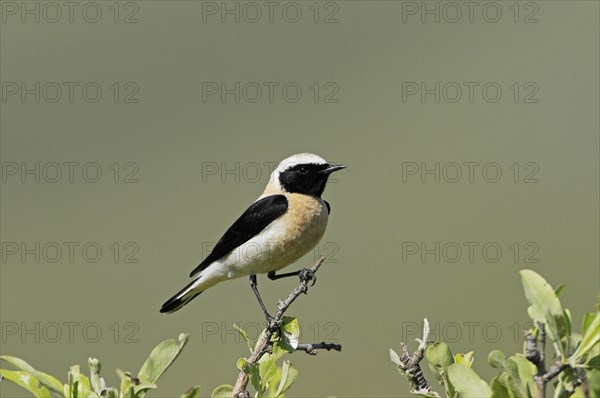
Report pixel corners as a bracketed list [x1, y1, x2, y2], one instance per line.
[1, 1, 598, 397]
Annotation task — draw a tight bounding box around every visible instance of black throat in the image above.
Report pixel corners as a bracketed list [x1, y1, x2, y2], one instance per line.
[278, 163, 331, 197]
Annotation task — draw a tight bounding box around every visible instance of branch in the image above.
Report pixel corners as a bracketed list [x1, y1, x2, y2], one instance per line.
[537, 361, 567, 385]
[393, 319, 431, 395]
[399, 342, 431, 394]
[296, 342, 342, 355]
[524, 322, 549, 397]
[232, 256, 340, 398]
[525, 322, 570, 398]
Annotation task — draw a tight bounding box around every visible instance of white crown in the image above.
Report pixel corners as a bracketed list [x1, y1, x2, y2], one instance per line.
[275, 153, 327, 174]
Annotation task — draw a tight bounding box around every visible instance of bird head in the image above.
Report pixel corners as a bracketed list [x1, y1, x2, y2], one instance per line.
[267, 153, 345, 197]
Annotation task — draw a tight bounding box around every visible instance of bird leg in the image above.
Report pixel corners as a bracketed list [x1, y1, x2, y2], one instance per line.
[249, 274, 276, 326]
[268, 268, 317, 286]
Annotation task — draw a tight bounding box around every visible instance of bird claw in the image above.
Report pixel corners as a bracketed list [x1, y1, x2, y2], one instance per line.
[266, 316, 283, 332]
[298, 268, 316, 286]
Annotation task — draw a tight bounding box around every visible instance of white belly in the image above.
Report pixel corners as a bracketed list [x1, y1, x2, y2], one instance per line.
[223, 194, 329, 277]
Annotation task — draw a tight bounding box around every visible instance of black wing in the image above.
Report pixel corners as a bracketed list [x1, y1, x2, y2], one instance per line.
[190, 195, 288, 277]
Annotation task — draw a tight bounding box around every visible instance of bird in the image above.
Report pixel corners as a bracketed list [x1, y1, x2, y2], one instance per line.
[160, 153, 345, 321]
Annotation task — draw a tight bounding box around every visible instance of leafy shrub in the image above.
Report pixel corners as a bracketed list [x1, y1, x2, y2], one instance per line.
[390, 270, 600, 398]
[0, 333, 197, 398]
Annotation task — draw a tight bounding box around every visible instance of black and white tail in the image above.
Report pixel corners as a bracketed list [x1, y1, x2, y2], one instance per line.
[160, 279, 204, 314]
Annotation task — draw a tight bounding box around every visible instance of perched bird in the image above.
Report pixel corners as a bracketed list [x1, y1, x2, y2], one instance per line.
[160, 153, 345, 320]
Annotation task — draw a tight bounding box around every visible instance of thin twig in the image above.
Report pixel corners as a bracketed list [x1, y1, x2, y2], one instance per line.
[525, 322, 570, 398]
[537, 361, 567, 384]
[525, 323, 547, 397]
[395, 319, 431, 395]
[296, 342, 342, 355]
[399, 343, 430, 393]
[232, 256, 339, 398]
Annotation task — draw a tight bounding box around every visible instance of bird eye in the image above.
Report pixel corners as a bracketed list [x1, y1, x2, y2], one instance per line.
[298, 166, 308, 175]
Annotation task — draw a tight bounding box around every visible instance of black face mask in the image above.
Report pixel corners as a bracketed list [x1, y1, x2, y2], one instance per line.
[278, 163, 332, 197]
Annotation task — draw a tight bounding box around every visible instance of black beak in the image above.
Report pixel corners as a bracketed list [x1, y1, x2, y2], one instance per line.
[321, 164, 346, 174]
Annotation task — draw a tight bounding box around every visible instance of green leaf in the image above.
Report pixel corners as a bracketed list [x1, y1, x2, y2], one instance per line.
[510, 354, 537, 397]
[137, 333, 189, 386]
[447, 364, 491, 398]
[78, 376, 92, 398]
[489, 353, 534, 397]
[270, 343, 288, 362]
[258, 353, 278, 391]
[390, 349, 402, 367]
[244, 362, 262, 398]
[234, 323, 254, 353]
[266, 367, 283, 398]
[488, 350, 506, 369]
[0, 355, 64, 396]
[116, 368, 134, 398]
[425, 342, 455, 397]
[520, 270, 569, 355]
[236, 357, 247, 371]
[582, 312, 596, 335]
[564, 309, 573, 349]
[520, 270, 563, 316]
[571, 312, 600, 363]
[65, 365, 91, 398]
[274, 360, 298, 397]
[490, 375, 513, 398]
[588, 369, 600, 397]
[179, 385, 201, 398]
[554, 284, 566, 297]
[586, 353, 600, 369]
[489, 353, 537, 397]
[454, 352, 474, 367]
[425, 342, 454, 370]
[0, 369, 51, 398]
[279, 317, 300, 352]
[88, 358, 102, 396]
[211, 384, 234, 398]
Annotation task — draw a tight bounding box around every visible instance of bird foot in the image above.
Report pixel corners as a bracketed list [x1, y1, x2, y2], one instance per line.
[298, 268, 317, 286]
[266, 316, 283, 332]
